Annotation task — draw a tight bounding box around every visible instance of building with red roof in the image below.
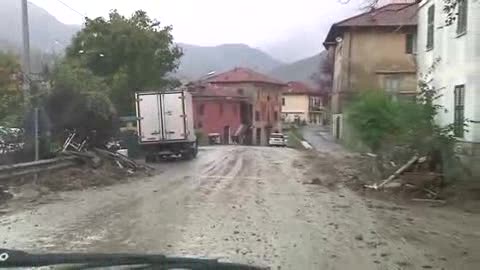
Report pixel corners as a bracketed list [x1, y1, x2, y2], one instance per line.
[190, 67, 286, 145]
[323, 2, 418, 140]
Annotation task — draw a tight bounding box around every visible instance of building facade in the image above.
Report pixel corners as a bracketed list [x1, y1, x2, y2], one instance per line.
[282, 81, 324, 124]
[190, 84, 249, 144]
[323, 3, 418, 140]
[191, 68, 285, 146]
[417, 0, 479, 143]
[417, 0, 480, 176]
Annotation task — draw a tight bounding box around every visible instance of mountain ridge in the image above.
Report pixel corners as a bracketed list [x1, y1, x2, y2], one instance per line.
[176, 43, 283, 79]
[0, 0, 321, 85]
[0, 0, 80, 52]
[268, 51, 326, 87]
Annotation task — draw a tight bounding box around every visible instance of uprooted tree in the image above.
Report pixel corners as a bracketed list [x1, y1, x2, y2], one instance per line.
[65, 10, 183, 116]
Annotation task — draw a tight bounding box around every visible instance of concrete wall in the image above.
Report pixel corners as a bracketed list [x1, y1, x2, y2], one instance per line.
[282, 94, 309, 122]
[417, 0, 480, 143]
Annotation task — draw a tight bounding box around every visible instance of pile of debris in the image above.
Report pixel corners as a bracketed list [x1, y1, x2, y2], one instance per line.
[363, 154, 445, 203]
[60, 131, 152, 174]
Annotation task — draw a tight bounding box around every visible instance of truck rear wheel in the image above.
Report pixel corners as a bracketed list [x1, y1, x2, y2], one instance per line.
[192, 141, 198, 158]
[145, 154, 154, 163]
[182, 142, 198, 160]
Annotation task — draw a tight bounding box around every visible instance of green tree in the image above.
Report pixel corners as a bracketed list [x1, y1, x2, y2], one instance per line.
[44, 60, 117, 145]
[0, 52, 23, 127]
[66, 10, 183, 115]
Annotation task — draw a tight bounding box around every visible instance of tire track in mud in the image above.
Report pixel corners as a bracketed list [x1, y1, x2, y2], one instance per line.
[167, 147, 307, 267]
[195, 147, 242, 197]
[2, 146, 477, 269]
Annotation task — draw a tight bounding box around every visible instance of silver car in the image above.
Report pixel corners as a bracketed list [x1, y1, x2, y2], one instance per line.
[268, 133, 287, 147]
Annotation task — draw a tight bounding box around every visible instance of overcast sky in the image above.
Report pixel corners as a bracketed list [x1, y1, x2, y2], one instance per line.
[28, 0, 369, 61]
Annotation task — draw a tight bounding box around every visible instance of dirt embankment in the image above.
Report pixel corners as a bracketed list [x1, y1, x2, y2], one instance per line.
[0, 160, 153, 211]
[299, 148, 480, 213]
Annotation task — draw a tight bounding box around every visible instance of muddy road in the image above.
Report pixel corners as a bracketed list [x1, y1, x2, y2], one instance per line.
[1, 146, 479, 269]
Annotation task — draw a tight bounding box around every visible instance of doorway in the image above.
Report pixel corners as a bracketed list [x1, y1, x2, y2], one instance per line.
[223, 126, 230, 144]
[265, 127, 272, 145]
[256, 128, 262, 145]
[335, 116, 341, 140]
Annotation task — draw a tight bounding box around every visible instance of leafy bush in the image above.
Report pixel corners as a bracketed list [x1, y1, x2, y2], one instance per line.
[347, 90, 405, 152]
[346, 82, 461, 179]
[0, 52, 23, 127]
[44, 61, 118, 146]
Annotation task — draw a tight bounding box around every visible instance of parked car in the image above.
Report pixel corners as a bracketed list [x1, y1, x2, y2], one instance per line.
[268, 133, 287, 147]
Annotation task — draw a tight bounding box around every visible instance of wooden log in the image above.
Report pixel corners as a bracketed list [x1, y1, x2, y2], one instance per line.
[62, 150, 103, 168]
[412, 198, 446, 204]
[365, 155, 419, 190]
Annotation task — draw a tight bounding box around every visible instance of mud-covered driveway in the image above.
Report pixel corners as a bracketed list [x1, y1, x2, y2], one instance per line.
[1, 146, 479, 269]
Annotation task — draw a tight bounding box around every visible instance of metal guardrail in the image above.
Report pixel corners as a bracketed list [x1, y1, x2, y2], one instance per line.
[0, 156, 79, 180]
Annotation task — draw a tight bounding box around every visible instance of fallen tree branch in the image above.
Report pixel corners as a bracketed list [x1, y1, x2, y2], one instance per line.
[93, 148, 153, 171]
[61, 150, 103, 168]
[365, 155, 419, 190]
[423, 188, 438, 198]
[412, 198, 446, 204]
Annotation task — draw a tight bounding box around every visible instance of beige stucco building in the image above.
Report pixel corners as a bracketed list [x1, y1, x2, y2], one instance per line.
[282, 81, 324, 124]
[324, 3, 418, 140]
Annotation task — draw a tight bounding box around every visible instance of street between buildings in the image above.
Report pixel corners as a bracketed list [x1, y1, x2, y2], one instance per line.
[1, 144, 479, 270]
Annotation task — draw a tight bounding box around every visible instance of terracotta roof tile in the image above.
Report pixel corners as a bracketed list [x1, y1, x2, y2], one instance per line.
[190, 83, 247, 99]
[208, 67, 286, 86]
[337, 3, 418, 27]
[284, 81, 316, 95]
[324, 3, 418, 47]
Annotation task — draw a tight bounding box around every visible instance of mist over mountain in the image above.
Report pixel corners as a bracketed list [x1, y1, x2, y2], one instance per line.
[260, 26, 330, 63]
[0, 0, 80, 52]
[0, 0, 326, 84]
[176, 43, 283, 79]
[269, 51, 327, 86]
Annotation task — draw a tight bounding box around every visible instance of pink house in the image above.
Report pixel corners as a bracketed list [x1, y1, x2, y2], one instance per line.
[191, 83, 249, 144]
[190, 68, 286, 145]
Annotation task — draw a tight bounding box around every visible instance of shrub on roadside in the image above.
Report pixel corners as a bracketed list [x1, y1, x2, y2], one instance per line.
[346, 84, 462, 181]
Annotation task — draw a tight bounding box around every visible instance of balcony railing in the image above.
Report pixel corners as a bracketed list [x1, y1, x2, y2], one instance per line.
[309, 105, 324, 112]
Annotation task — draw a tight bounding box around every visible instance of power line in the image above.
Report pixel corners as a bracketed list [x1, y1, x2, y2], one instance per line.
[53, 0, 87, 19]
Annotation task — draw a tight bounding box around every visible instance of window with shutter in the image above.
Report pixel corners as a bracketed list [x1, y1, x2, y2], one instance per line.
[406, 33, 417, 54]
[457, 0, 468, 35]
[454, 85, 465, 138]
[427, 5, 435, 50]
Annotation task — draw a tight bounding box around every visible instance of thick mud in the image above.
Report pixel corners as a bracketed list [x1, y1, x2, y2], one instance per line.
[0, 146, 479, 269]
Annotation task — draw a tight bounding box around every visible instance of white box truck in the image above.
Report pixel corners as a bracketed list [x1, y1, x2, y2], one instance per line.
[135, 90, 197, 161]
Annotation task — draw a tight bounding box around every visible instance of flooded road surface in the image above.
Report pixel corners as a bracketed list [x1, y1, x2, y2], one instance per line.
[1, 146, 479, 269]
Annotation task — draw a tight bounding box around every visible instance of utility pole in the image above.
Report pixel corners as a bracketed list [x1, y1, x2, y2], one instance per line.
[21, 0, 39, 162]
[21, 0, 31, 99]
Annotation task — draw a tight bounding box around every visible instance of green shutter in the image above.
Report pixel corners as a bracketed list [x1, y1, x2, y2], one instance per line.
[427, 5, 435, 49]
[457, 0, 468, 34]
